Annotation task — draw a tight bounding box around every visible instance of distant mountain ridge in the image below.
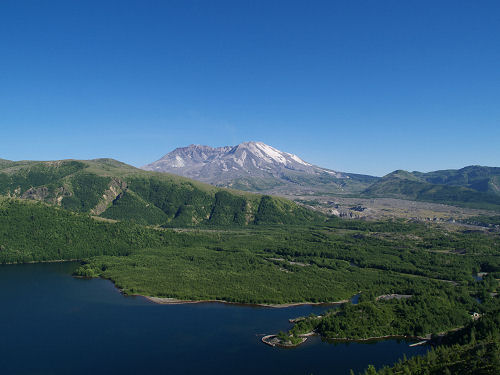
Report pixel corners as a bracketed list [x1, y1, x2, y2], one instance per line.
[413, 166, 500, 196]
[364, 167, 500, 210]
[142, 142, 377, 194]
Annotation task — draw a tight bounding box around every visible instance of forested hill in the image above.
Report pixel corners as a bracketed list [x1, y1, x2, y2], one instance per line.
[415, 165, 500, 195]
[0, 197, 173, 263]
[0, 158, 321, 226]
[364, 308, 500, 374]
[363, 167, 500, 211]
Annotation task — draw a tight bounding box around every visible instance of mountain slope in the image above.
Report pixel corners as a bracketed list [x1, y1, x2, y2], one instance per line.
[0, 158, 322, 226]
[142, 142, 377, 194]
[413, 166, 500, 196]
[0, 159, 14, 169]
[364, 169, 500, 211]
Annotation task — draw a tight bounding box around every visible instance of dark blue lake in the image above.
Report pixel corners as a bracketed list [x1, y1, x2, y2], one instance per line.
[0, 263, 428, 375]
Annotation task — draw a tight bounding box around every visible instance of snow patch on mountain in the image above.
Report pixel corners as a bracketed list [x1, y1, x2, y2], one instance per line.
[251, 142, 287, 165]
[171, 155, 185, 168]
[287, 153, 311, 166]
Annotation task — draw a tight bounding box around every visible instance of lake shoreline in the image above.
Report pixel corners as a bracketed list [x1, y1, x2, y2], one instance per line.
[3, 258, 80, 265]
[324, 334, 429, 343]
[263, 332, 430, 349]
[141, 295, 350, 308]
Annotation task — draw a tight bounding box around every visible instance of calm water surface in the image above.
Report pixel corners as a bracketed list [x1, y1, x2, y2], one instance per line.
[0, 263, 428, 375]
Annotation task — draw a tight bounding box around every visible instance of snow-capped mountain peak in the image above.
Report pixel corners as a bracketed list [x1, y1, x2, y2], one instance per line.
[141, 141, 345, 191]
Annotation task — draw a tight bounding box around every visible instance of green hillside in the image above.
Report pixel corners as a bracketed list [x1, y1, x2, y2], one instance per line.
[0, 158, 321, 226]
[414, 165, 500, 195]
[0, 197, 172, 263]
[364, 169, 500, 211]
[0, 159, 14, 169]
[363, 308, 500, 374]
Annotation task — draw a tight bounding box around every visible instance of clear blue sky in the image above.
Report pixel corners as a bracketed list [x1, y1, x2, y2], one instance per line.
[1, 1, 499, 176]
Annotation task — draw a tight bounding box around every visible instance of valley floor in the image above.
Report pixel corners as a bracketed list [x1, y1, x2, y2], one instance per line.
[289, 195, 495, 222]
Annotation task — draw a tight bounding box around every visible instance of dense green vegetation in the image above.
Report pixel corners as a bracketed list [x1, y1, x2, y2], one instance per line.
[463, 215, 500, 228]
[73, 216, 500, 315]
[0, 158, 15, 169]
[281, 270, 499, 345]
[0, 198, 172, 263]
[415, 165, 500, 195]
[61, 173, 112, 212]
[2, 194, 498, 306]
[291, 288, 475, 339]
[0, 160, 86, 187]
[113, 176, 320, 226]
[2, 195, 498, 308]
[360, 309, 500, 374]
[0, 158, 320, 226]
[0, 160, 86, 201]
[100, 190, 169, 225]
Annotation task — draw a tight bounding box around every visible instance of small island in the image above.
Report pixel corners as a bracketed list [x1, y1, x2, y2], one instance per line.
[262, 331, 313, 348]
